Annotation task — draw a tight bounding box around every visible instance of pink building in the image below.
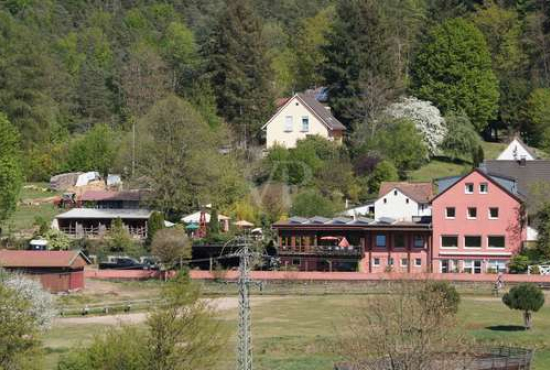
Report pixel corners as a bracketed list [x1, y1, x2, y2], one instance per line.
[431, 169, 525, 274]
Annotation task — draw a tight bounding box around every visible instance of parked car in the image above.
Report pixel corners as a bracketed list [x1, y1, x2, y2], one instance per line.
[99, 257, 151, 270]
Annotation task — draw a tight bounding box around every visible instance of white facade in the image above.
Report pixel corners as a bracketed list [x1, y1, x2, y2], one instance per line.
[374, 188, 431, 221]
[341, 203, 375, 218]
[262, 95, 339, 149]
[497, 138, 536, 161]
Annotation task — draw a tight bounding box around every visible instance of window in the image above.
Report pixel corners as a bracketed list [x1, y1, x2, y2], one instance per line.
[405, 198, 410, 204]
[383, 198, 387, 204]
[489, 207, 499, 219]
[414, 235, 424, 248]
[301, 116, 309, 132]
[464, 236, 482, 248]
[292, 259, 301, 266]
[284, 116, 293, 131]
[376, 234, 386, 248]
[394, 190, 398, 196]
[445, 207, 456, 219]
[441, 260, 450, 273]
[401, 258, 408, 267]
[394, 233, 405, 248]
[441, 235, 458, 248]
[465, 183, 474, 194]
[488, 260, 507, 273]
[463, 260, 473, 274]
[388, 258, 394, 266]
[467, 207, 477, 219]
[415, 258, 422, 267]
[488, 236, 505, 249]
[480, 182, 488, 194]
[373, 258, 380, 266]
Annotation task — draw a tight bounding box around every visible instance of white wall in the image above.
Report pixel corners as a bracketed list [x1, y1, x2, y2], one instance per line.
[265, 96, 331, 149]
[374, 188, 431, 221]
[497, 139, 535, 161]
[527, 226, 539, 241]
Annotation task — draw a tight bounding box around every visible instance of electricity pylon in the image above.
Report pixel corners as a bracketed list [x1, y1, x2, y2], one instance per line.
[236, 236, 254, 370]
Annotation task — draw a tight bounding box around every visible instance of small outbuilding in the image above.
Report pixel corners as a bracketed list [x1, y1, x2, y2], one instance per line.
[0, 250, 91, 293]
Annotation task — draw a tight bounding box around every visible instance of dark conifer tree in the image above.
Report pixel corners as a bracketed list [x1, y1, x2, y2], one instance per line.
[206, 0, 274, 147]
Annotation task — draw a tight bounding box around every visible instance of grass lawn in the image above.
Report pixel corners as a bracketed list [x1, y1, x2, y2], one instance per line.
[42, 293, 550, 370]
[410, 141, 507, 183]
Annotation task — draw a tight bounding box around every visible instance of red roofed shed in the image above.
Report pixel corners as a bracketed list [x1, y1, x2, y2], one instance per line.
[0, 250, 90, 293]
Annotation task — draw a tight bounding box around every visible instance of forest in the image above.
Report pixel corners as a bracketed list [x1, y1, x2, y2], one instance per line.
[1, 0, 550, 223]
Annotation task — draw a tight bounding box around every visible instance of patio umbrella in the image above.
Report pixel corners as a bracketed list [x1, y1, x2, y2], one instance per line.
[338, 237, 350, 248]
[235, 220, 254, 228]
[185, 223, 199, 230]
[320, 236, 339, 241]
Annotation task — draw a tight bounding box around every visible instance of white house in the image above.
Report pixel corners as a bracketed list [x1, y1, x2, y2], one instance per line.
[374, 182, 433, 221]
[261, 92, 346, 149]
[497, 136, 537, 161]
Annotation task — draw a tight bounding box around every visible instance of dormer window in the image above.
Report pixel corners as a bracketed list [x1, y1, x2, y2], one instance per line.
[284, 116, 293, 132]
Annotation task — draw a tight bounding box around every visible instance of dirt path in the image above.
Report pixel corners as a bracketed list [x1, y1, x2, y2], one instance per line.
[54, 296, 281, 326]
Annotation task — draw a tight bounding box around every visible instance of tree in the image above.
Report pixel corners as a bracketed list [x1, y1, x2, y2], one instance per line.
[107, 218, 132, 252]
[151, 228, 191, 269]
[44, 229, 71, 251]
[386, 96, 447, 156]
[208, 208, 220, 236]
[508, 254, 531, 274]
[322, 0, 401, 127]
[441, 111, 482, 162]
[524, 88, 550, 147]
[421, 281, 460, 316]
[338, 281, 468, 369]
[146, 212, 165, 246]
[206, 0, 274, 146]
[291, 188, 339, 217]
[535, 203, 550, 259]
[131, 96, 246, 216]
[57, 272, 228, 370]
[0, 113, 22, 223]
[502, 283, 545, 329]
[412, 18, 499, 133]
[366, 160, 399, 195]
[364, 118, 428, 177]
[0, 270, 54, 369]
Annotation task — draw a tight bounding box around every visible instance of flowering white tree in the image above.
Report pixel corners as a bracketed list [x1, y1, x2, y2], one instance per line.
[0, 269, 55, 329]
[386, 96, 447, 156]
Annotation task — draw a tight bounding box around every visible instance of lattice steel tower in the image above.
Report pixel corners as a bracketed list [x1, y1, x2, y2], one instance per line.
[236, 237, 253, 370]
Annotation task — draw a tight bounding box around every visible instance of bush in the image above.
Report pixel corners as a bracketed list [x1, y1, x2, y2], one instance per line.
[502, 283, 545, 329]
[508, 254, 530, 274]
[421, 281, 460, 315]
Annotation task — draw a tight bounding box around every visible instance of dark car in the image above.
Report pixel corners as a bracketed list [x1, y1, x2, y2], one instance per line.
[98, 257, 147, 270]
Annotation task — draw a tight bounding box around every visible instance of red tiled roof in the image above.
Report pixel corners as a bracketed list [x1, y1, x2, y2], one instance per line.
[0, 250, 90, 269]
[378, 182, 433, 204]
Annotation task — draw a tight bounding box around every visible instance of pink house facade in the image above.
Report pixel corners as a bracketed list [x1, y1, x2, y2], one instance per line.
[431, 169, 525, 274]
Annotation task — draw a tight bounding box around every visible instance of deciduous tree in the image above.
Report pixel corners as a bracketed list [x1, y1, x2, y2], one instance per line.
[0, 113, 22, 223]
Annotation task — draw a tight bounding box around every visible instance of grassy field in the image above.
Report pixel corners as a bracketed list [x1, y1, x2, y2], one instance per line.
[42, 286, 550, 370]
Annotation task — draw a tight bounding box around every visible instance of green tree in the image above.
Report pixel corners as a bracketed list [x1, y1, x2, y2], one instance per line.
[0, 113, 22, 223]
[508, 254, 531, 274]
[208, 208, 220, 236]
[44, 229, 71, 251]
[291, 188, 339, 217]
[65, 124, 118, 177]
[366, 160, 399, 195]
[322, 0, 401, 126]
[525, 88, 550, 147]
[412, 18, 499, 133]
[107, 218, 132, 252]
[365, 119, 428, 177]
[206, 0, 274, 145]
[151, 228, 191, 269]
[502, 283, 545, 329]
[146, 212, 165, 246]
[535, 203, 550, 259]
[441, 111, 482, 162]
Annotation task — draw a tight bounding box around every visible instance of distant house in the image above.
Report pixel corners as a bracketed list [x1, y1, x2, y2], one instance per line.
[497, 136, 538, 161]
[375, 182, 433, 221]
[341, 203, 375, 218]
[53, 208, 153, 239]
[79, 190, 144, 209]
[261, 92, 346, 149]
[432, 169, 524, 274]
[0, 250, 90, 293]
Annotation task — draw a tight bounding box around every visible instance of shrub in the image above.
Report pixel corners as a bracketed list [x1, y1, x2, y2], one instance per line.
[502, 283, 545, 329]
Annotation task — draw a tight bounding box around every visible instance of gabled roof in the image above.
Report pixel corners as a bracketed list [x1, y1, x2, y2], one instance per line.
[482, 160, 550, 208]
[378, 182, 433, 204]
[262, 93, 346, 131]
[0, 250, 91, 268]
[498, 136, 538, 160]
[431, 168, 523, 203]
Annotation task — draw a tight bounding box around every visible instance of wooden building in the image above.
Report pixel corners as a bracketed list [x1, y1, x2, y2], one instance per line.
[0, 250, 90, 293]
[272, 216, 432, 273]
